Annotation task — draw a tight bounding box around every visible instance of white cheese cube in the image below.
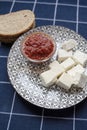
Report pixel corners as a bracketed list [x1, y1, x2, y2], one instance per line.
[40, 65, 64, 87]
[62, 39, 77, 51]
[49, 60, 65, 72]
[73, 72, 87, 88]
[60, 58, 76, 71]
[49, 60, 60, 69]
[58, 49, 73, 62]
[56, 73, 74, 90]
[73, 50, 87, 66]
[40, 70, 57, 87]
[67, 64, 85, 77]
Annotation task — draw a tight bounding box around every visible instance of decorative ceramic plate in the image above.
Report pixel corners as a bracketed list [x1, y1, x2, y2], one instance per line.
[7, 26, 87, 109]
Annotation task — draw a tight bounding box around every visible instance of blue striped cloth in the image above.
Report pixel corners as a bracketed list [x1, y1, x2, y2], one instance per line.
[0, 0, 87, 130]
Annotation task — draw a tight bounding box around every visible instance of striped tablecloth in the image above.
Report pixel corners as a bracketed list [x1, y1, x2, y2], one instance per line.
[0, 0, 87, 130]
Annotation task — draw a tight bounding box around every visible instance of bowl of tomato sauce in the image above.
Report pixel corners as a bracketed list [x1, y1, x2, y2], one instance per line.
[21, 32, 56, 63]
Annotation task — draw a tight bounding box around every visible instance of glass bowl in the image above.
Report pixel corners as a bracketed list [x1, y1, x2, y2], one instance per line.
[20, 32, 56, 63]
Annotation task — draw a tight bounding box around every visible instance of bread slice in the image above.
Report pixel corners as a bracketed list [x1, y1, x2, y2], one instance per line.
[0, 10, 35, 43]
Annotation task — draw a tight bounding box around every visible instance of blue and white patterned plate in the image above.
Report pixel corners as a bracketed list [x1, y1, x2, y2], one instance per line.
[7, 26, 87, 109]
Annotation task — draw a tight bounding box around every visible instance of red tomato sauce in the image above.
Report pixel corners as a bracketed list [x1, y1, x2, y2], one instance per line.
[22, 32, 55, 60]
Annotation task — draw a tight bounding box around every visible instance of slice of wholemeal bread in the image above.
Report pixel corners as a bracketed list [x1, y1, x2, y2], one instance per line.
[0, 10, 35, 43]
